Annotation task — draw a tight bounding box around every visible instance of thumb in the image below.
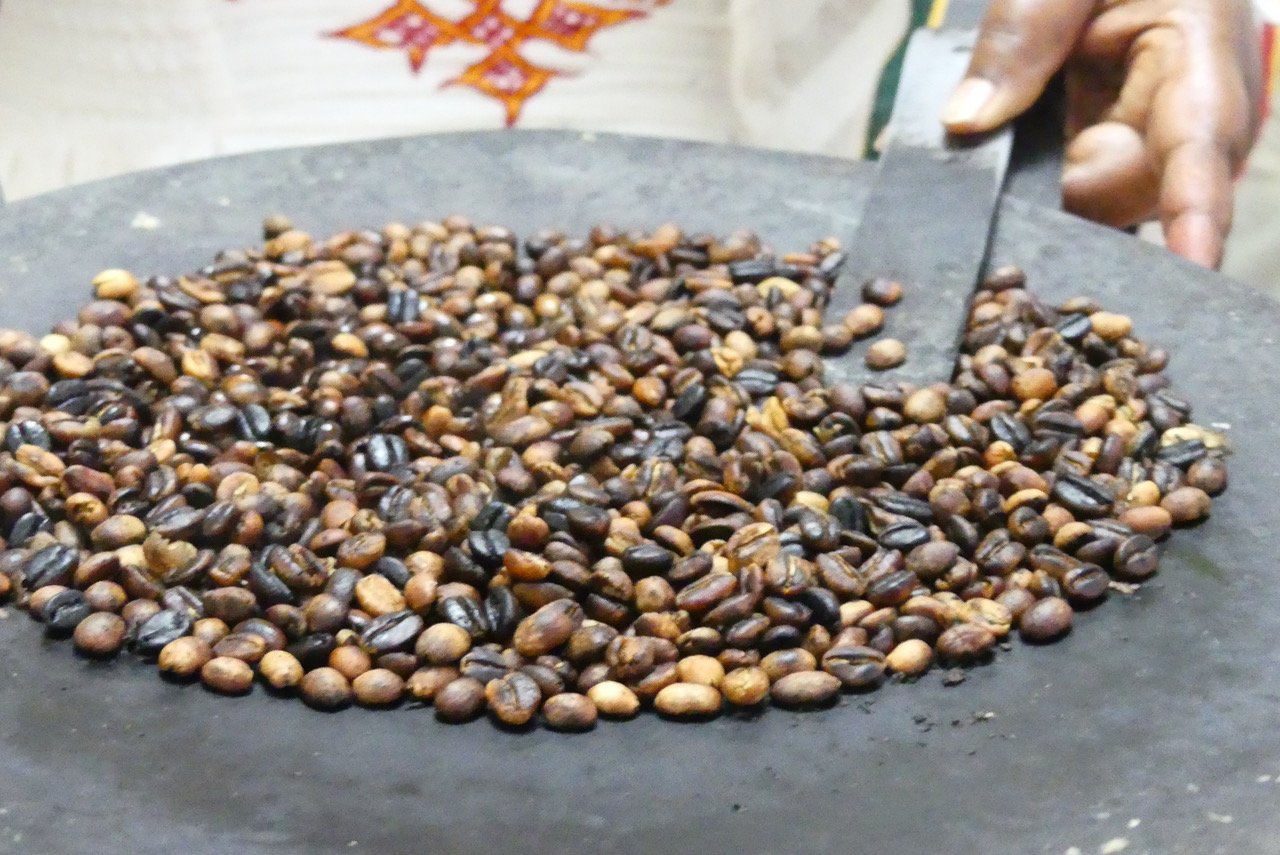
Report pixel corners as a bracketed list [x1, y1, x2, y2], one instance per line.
[942, 0, 1096, 134]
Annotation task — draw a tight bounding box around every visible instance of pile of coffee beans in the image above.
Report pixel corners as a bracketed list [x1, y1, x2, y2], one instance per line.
[0, 216, 1227, 729]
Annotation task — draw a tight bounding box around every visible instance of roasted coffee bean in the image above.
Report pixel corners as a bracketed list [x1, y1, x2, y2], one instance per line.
[588, 680, 641, 718]
[467, 530, 510, 570]
[459, 647, 511, 684]
[330, 645, 373, 680]
[133, 609, 194, 656]
[542, 692, 598, 731]
[1051, 474, 1114, 518]
[720, 666, 770, 706]
[654, 682, 721, 717]
[822, 645, 886, 689]
[353, 669, 405, 706]
[259, 649, 304, 690]
[417, 623, 472, 665]
[865, 570, 917, 608]
[885, 639, 933, 676]
[158, 636, 213, 678]
[301, 667, 354, 711]
[41, 589, 92, 634]
[485, 671, 542, 726]
[436, 596, 490, 641]
[73, 612, 126, 657]
[286, 634, 337, 671]
[771, 670, 840, 707]
[513, 599, 582, 657]
[24, 544, 78, 589]
[359, 610, 424, 655]
[1019, 597, 1074, 643]
[201, 656, 254, 694]
[935, 624, 995, 663]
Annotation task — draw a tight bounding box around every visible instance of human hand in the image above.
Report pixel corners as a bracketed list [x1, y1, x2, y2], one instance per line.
[941, 0, 1264, 269]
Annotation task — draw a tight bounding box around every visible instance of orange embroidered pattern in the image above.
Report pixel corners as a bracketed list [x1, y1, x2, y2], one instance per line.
[330, 0, 669, 126]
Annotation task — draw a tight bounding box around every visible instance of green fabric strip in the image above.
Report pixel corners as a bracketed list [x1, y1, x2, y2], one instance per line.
[864, 0, 934, 159]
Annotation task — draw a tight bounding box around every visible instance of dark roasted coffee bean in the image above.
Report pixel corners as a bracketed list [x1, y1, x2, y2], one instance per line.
[1051, 474, 1115, 517]
[286, 633, 337, 671]
[24, 544, 78, 589]
[133, 609, 194, 656]
[483, 586, 521, 642]
[877, 520, 930, 551]
[359, 610, 424, 655]
[41, 589, 92, 633]
[467, 529, 509, 570]
[822, 644, 886, 689]
[436, 596, 490, 641]
[6, 420, 50, 452]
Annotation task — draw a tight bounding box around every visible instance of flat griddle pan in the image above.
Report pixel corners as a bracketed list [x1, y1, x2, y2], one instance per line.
[0, 132, 1278, 855]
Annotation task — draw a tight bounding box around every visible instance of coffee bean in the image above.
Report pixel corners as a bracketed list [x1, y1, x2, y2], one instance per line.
[543, 693, 598, 731]
[158, 636, 213, 679]
[1019, 597, 1073, 643]
[201, 656, 254, 695]
[587, 680, 641, 718]
[822, 645, 886, 689]
[1161, 487, 1212, 525]
[513, 599, 582, 657]
[935, 624, 995, 663]
[73, 612, 126, 657]
[720, 666, 770, 706]
[866, 339, 907, 370]
[416, 622, 472, 665]
[435, 676, 486, 722]
[347, 573, 404, 617]
[770, 670, 840, 707]
[861, 277, 903, 306]
[301, 667, 353, 711]
[212, 632, 268, 664]
[353, 668, 405, 706]
[406, 666, 460, 702]
[1119, 506, 1173, 539]
[259, 649, 304, 690]
[359, 610, 424, 655]
[654, 682, 721, 717]
[41, 589, 91, 634]
[675, 654, 725, 688]
[133, 609, 194, 657]
[485, 671, 542, 726]
[885, 639, 933, 676]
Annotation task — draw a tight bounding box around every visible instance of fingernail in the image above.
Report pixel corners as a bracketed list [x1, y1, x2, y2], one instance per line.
[941, 78, 995, 127]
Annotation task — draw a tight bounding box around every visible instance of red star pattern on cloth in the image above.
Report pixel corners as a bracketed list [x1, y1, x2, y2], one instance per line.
[329, 0, 669, 126]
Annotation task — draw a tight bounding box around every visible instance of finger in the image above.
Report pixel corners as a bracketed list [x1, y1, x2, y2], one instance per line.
[1081, 0, 1264, 138]
[1159, 140, 1235, 268]
[1145, 27, 1254, 267]
[1063, 121, 1159, 226]
[942, 0, 1097, 133]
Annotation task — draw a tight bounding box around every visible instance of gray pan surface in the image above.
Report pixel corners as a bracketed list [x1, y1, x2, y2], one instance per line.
[0, 132, 1277, 855]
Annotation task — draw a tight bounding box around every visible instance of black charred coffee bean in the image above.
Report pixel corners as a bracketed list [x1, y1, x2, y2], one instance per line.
[359, 610, 424, 655]
[436, 596, 490, 641]
[24, 544, 78, 588]
[133, 609, 194, 656]
[41, 589, 92, 633]
[467, 530, 510, 570]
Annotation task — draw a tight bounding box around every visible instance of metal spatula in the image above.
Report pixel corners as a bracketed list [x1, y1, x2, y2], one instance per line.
[825, 21, 1013, 387]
